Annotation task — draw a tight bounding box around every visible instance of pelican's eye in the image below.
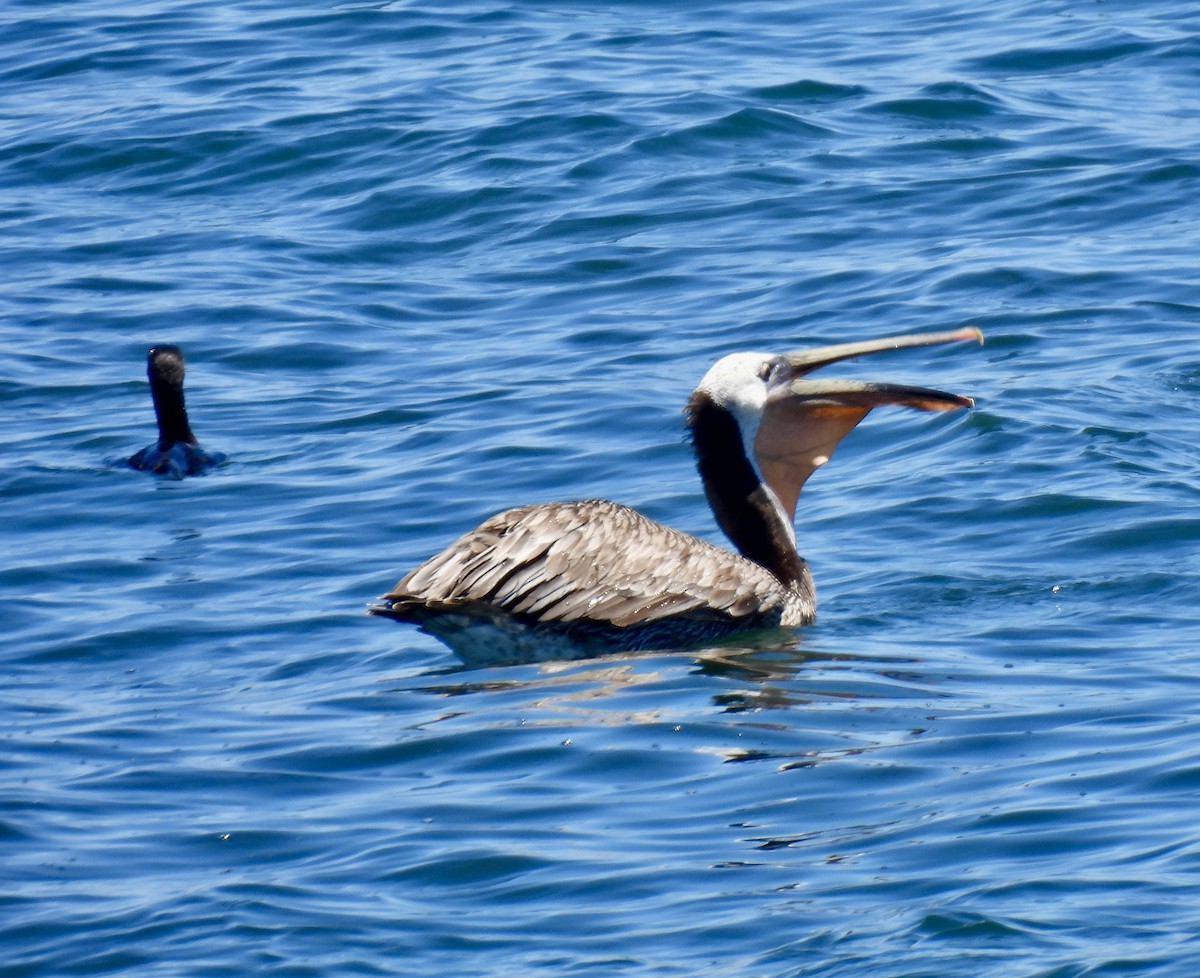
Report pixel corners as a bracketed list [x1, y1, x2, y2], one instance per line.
[758, 358, 787, 384]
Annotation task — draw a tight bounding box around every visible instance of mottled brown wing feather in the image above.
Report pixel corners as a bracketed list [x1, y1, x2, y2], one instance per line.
[381, 500, 785, 628]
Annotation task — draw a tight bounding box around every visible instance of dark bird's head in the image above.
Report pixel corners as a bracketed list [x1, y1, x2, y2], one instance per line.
[148, 344, 186, 390]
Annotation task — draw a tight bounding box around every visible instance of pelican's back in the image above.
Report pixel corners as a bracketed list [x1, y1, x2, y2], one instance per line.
[371, 499, 802, 656]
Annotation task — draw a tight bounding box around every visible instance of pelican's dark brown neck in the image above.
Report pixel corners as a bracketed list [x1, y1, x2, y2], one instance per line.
[685, 391, 809, 587]
[148, 357, 197, 447]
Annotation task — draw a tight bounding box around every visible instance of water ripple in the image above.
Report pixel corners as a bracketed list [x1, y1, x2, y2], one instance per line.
[4, 1, 1200, 976]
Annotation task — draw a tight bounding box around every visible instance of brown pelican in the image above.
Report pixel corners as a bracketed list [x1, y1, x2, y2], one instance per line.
[371, 328, 981, 659]
[128, 345, 227, 478]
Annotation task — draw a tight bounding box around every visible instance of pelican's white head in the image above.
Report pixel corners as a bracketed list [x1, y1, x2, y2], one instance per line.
[693, 352, 788, 460]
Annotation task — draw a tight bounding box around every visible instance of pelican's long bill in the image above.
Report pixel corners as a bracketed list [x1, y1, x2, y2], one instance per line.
[783, 326, 984, 376]
[754, 327, 981, 521]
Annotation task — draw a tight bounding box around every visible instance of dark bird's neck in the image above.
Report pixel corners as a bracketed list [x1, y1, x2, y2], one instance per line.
[686, 393, 809, 587]
[150, 375, 197, 447]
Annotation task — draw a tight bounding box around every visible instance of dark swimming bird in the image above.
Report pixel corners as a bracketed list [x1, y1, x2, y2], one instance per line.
[127, 345, 227, 478]
[371, 328, 981, 659]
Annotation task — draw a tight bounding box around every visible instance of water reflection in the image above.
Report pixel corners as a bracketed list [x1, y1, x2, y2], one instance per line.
[137, 525, 205, 583]
[407, 633, 940, 738]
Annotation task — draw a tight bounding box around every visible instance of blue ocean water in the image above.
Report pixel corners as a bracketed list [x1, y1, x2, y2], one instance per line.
[3, 1, 1200, 975]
